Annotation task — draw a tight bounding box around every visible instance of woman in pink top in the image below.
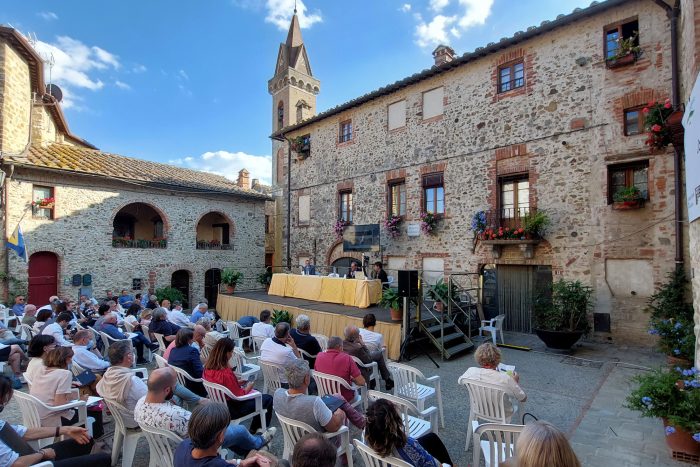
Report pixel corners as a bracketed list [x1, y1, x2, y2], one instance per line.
[203, 338, 273, 433]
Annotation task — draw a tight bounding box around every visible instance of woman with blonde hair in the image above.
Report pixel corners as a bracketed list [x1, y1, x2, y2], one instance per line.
[515, 421, 581, 467]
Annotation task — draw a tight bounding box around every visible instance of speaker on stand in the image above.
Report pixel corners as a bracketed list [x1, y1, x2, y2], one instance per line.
[396, 270, 439, 368]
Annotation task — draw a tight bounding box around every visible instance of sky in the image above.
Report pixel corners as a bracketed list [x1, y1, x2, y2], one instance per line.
[1, 0, 594, 185]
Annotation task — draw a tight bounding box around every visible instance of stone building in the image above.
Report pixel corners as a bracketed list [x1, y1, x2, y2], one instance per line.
[0, 26, 270, 308]
[271, 0, 689, 344]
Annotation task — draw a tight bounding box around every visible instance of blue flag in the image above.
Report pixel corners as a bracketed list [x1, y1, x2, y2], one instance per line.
[5, 224, 27, 262]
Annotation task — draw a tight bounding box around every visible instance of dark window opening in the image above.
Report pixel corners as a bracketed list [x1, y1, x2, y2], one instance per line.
[605, 20, 639, 59]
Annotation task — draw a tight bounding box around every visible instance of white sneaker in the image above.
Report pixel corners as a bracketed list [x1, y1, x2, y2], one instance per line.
[261, 427, 277, 445]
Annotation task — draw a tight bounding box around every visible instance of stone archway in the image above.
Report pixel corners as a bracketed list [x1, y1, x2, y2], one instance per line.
[325, 241, 362, 275]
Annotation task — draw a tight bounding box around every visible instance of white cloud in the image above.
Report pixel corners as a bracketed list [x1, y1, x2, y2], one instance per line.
[399, 4, 412, 12]
[178, 69, 189, 80]
[170, 150, 272, 185]
[413, 0, 493, 48]
[456, 0, 493, 28]
[415, 15, 455, 48]
[132, 64, 147, 73]
[429, 0, 449, 12]
[38, 11, 59, 21]
[265, 0, 322, 30]
[114, 80, 131, 90]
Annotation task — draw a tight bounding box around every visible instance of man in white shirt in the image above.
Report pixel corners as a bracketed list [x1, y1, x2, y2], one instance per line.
[168, 302, 190, 328]
[37, 295, 59, 313]
[260, 322, 299, 384]
[251, 310, 274, 339]
[96, 340, 147, 428]
[359, 313, 385, 353]
[72, 330, 109, 372]
[41, 312, 72, 346]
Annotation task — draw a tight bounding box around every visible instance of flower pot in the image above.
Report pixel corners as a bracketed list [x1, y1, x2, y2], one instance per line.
[661, 419, 700, 460]
[666, 355, 692, 368]
[612, 200, 644, 210]
[225, 284, 236, 294]
[666, 110, 685, 149]
[534, 329, 584, 351]
[606, 52, 637, 69]
[390, 307, 402, 321]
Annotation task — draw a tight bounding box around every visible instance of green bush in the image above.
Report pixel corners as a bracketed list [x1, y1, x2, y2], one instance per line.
[221, 269, 243, 286]
[379, 287, 402, 310]
[271, 309, 293, 325]
[257, 268, 273, 287]
[155, 287, 184, 304]
[533, 279, 592, 333]
[521, 210, 550, 238]
[647, 270, 696, 360]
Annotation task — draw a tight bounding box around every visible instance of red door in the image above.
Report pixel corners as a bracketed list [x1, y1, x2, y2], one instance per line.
[28, 252, 58, 306]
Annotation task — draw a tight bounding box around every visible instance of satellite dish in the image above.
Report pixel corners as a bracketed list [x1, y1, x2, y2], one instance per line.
[45, 83, 63, 102]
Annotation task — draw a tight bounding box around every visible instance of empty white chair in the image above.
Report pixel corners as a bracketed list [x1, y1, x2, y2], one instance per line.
[460, 379, 515, 451]
[232, 347, 261, 381]
[259, 360, 285, 395]
[351, 356, 380, 391]
[139, 424, 183, 467]
[353, 438, 411, 467]
[203, 380, 267, 430]
[388, 362, 444, 428]
[276, 412, 353, 467]
[473, 423, 524, 467]
[479, 314, 506, 345]
[312, 370, 364, 411]
[104, 398, 144, 467]
[227, 321, 252, 349]
[311, 333, 329, 351]
[0, 308, 18, 331]
[367, 390, 437, 439]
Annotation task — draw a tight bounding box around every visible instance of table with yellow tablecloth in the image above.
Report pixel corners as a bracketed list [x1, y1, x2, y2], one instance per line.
[268, 273, 382, 309]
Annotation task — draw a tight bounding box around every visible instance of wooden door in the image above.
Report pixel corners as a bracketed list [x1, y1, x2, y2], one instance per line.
[496, 265, 552, 333]
[171, 270, 190, 309]
[204, 268, 221, 309]
[28, 252, 58, 306]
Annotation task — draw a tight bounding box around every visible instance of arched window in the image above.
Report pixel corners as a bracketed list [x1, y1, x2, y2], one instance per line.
[112, 203, 167, 248]
[196, 212, 233, 250]
[277, 101, 284, 130]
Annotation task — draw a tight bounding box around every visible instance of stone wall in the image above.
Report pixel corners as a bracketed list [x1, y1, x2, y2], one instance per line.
[0, 41, 31, 154]
[5, 168, 267, 307]
[280, 0, 678, 344]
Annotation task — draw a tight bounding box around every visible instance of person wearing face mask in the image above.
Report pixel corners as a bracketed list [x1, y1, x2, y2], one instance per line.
[71, 330, 109, 373]
[26, 334, 57, 382]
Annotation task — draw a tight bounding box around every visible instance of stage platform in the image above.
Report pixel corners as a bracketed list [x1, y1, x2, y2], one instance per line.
[217, 291, 402, 360]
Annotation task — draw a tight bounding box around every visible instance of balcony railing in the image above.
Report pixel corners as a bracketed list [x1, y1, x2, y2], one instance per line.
[112, 237, 167, 249]
[484, 207, 531, 231]
[196, 240, 233, 250]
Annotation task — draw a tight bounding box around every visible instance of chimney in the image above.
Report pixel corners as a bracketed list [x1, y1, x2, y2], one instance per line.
[432, 44, 456, 66]
[237, 169, 250, 189]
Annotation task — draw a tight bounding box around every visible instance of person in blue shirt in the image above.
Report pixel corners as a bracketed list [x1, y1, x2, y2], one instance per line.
[302, 259, 316, 275]
[189, 303, 209, 324]
[168, 327, 207, 397]
[10, 295, 24, 317]
[118, 289, 134, 309]
[100, 313, 158, 364]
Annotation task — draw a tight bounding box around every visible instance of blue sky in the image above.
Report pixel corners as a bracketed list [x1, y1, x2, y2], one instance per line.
[2, 0, 593, 185]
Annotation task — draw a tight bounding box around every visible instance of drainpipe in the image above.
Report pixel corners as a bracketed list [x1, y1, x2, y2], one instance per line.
[651, 0, 683, 269]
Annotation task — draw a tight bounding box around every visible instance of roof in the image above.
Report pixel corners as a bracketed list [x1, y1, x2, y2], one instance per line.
[0, 26, 96, 149]
[4, 144, 271, 200]
[272, 0, 632, 138]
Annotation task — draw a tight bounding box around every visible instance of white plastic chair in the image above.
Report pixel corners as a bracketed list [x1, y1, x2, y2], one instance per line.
[152, 333, 168, 355]
[201, 343, 212, 363]
[473, 423, 524, 467]
[259, 360, 285, 394]
[104, 398, 144, 467]
[170, 364, 203, 388]
[388, 362, 444, 428]
[232, 347, 261, 380]
[251, 336, 267, 355]
[367, 390, 437, 439]
[13, 390, 94, 448]
[276, 412, 353, 467]
[227, 321, 252, 349]
[154, 354, 169, 368]
[139, 423, 183, 467]
[311, 333, 328, 351]
[123, 320, 135, 333]
[353, 438, 411, 467]
[479, 314, 506, 345]
[460, 379, 514, 451]
[351, 356, 380, 391]
[328, 273, 340, 278]
[203, 380, 267, 430]
[0, 308, 18, 331]
[312, 370, 365, 411]
[19, 323, 35, 341]
[100, 331, 138, 365]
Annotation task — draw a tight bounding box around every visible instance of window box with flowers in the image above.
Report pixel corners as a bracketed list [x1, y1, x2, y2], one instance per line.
[605, 31, 641, 69]
[472, 210, 549, 259]
[113, 236, 168, 249]
[644, 99, 684, 151]
[384, 215, 402, 238]
[32, 196, 55, 219]
[290, 135, 311, 160]
[419, 212, 438, 235]
[334, 220, 349, 240]
[612, 186, 645, 210]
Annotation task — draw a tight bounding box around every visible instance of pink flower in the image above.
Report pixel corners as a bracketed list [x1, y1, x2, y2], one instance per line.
[651, 124, 662, 132]
[642, 107, 649, 113]
[664, 102, 672, 109]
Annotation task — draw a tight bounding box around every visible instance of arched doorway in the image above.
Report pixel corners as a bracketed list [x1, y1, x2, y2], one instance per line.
[112, 202, 167, 249]
[204, 268, 221, 309]
[171, 270, 190, 309]
[331, 257, 359, 278]
[28, 252, 58, 305]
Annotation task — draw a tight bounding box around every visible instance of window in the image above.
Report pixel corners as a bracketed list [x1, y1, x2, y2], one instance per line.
[265, 215, 271, 233]
[605, 20, 639, 59]
[498, 61, 525, 93]
[624, 107, 644, 136]
[153, 219, 164, 238]
[339, 120, 352, 143]
[298, 195, 310, 225]
[388, 100, 406, 130]
[608, 161, 649, 204]
[32, 185, 54, 219]
[422, 173, 444, 215]
[388, 181, 406, 217]
[422, 87, 444, 120]
[277, 101, 284, 130]
[500, 176, 530, 220]
[296, 105, 303, 124]
[339, 191, 353, 223]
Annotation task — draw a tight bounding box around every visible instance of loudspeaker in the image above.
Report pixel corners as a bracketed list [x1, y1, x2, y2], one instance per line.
[398, 270, 419, 297]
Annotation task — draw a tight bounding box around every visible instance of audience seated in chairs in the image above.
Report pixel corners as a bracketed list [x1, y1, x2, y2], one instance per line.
[203, 337, 273, 434]
[96, 341, 147, 428]
[251, 310, 275, 339]
[292, 433, 337, 467]
[273, 359, 365, 432]
[365, 398, 452, 467]
[167, 328, 207, 397]
[174, 402, 277, 467]
[41, 312, 73, 346]
[100, 313, 159, 365]
[71, 330, 109, 373]
[168, 301, 191, 328]
[290, 314, 321, 368]
[135, 367, 275, 457]
[21, 304, 38, 327]
[26, 334, 56, 383]
[32, 309, 54, 335]
[0, 375, 111, 466]
[150, 307, 181, 342]
[140, 308, 154, 328]
[500, 421, 581, 467]
[0, 327, 28, 389]
[359, 313, 386, 353]
[198, 317, 227, 348]
[314, 336, 366, 403]
[343, 325, 393, 391]
[192, 324, 208, 351]
[458, 342, 526, 418]
[30, 347, 104, 438]
[190, 303, 210, 324]
[260, 323, 300, 385]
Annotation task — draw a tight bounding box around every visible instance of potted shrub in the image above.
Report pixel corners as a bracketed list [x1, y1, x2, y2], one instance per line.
[155, 286, 185, 306]
[521, 210, 550, 239]
[379, 287, 403, 321]
[626, 366, 700, 458]
[643, 99, 675, 152]
[612, 186, 645, 210]
[290, 135, 310, 159]
[605, 31, 641, 68]
[221, 269, 243, 294]
[271, 309, 293, 325]
[257, 268, 273, 291]
[426, 278, 458, 312]
[533, 279, 592, 351]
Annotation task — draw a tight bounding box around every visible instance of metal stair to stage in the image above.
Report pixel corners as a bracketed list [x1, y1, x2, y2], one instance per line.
[418, 313, 473, 360]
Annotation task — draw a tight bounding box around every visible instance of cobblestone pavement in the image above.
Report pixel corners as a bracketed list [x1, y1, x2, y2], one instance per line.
[1, 333, 685, 466]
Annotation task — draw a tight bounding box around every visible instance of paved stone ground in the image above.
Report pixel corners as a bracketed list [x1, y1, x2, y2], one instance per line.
[2, 332, 687, 466]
